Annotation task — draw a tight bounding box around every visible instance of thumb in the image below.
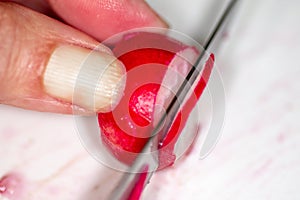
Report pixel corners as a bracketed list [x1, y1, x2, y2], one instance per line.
[0, 3, 126, 114]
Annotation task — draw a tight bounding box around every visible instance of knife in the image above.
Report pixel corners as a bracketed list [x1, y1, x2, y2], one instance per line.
[110, 0, 239, 199]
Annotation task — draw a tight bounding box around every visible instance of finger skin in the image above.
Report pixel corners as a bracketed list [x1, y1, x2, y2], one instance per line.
[47, 0, 168, 41]
[4, 0, 55, 16]
[0, 2, 113, 114]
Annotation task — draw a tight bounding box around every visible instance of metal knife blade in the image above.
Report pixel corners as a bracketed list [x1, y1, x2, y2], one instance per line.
[110, 0, 239, 199]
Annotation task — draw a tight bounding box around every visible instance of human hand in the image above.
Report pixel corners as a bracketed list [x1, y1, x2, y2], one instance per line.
[0, 0, 167, 114]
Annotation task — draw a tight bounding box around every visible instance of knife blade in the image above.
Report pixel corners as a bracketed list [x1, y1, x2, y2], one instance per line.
[109, 0, 239, 199]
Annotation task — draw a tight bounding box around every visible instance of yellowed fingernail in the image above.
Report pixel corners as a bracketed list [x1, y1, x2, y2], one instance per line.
[43, 45, 126, 112]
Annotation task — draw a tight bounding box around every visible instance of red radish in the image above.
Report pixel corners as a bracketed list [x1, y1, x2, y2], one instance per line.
[126, 54, 214, 200]
[97, 32, 214, 167]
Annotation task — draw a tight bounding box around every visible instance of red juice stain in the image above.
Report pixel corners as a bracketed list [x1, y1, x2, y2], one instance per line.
[0, 173, 24, 199]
